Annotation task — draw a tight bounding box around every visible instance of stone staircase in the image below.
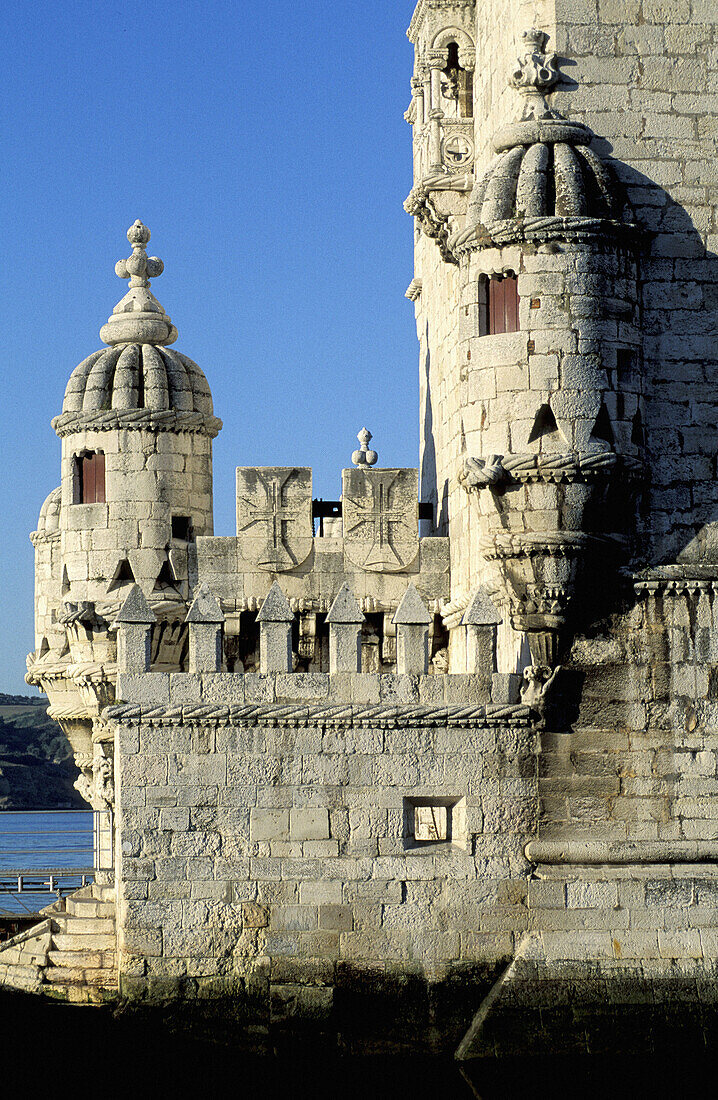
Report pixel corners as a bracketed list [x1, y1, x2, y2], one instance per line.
[0, 883, 117, 1003]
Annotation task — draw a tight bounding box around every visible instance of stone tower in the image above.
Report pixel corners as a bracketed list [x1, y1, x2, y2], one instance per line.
[26, 221, 221, 804]
[406, 1, 718, 678]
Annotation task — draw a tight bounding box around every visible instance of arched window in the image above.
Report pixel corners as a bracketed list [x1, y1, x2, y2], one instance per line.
[73, 451, 105, 504]
[442, 41, 473, 119]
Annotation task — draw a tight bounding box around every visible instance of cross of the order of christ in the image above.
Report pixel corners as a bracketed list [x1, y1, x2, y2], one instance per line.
[237, 471, 309, 570]
[344, 472, 415, 570]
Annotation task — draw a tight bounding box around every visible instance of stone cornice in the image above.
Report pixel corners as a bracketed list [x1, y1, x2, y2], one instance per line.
[407, 0, 476, 43]
[52, 408, 223, 439]
[453, 215, 643, 256]
[104, 700, 531, 728]
[527, 839, 718, 865]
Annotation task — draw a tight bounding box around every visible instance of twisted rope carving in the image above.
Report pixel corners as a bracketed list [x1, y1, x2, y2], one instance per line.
[103, 701, 532, 728]
[52, 409, 223, 438]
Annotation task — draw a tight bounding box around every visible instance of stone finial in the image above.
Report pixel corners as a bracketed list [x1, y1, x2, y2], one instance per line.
[99, 220, 178, 347]
[462, 587, 502, 626]
[351, 428, 378, 468]
[114, 584, 155, 674]
[114, 584, 156, 624]
[185, 583, 224, 672]
[393, 585, 431, 675]
[257, 582, 294, 673]
[326, 583, 364, 625]
[186, 583, 225, 624]
[256, 581, 294, 622]
[327, 583, 364, 673]
[393, 584, 432, 626]
[509, 29, 559, 118]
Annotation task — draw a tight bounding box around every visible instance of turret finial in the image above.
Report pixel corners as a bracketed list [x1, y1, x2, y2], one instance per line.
[351, 428, 378, 468]
[509, 29, 560, 118]
[99, 220, 178, 347]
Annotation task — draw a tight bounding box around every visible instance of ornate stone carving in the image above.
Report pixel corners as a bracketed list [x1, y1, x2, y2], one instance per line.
[351, 428, 378, 467]
[343, 468, 419, 574]
[519, 664, 560, 717]
[99, 221, 178, 347]
[236, 467, 313, 572]
[509, 28, 559, 118]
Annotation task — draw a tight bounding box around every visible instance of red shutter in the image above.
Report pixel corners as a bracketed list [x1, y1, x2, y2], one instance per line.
[83, 455, 95, 503]
[79, 453, 105, 503]
[505, 275, 519, 332]
[95, 453, 106, 503]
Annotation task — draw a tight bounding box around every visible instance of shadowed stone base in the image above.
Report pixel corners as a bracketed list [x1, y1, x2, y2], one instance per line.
[117, 962, 506, 1055]
[457, 947, 718, 1059]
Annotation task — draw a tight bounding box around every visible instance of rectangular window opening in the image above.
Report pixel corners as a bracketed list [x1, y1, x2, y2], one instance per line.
[171, 515, 193, 541]
[479, 273, 520, 336]
[403, 796, 466, 851]
[73, 451, 105, 504]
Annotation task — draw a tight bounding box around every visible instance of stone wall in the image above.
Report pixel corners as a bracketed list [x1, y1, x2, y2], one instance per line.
[109, 670, 535, 1049]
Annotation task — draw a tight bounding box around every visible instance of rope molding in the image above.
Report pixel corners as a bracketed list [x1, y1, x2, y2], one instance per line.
[52, 408, 223, 438]
[103, 700, 532, 728]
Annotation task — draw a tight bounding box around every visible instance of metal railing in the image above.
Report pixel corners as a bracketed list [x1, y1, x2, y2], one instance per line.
[0, 810, 113, 917]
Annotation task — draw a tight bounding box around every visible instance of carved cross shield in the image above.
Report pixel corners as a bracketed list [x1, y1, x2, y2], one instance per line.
[342, 468, 419, 573]
[236, 467, 313, 572]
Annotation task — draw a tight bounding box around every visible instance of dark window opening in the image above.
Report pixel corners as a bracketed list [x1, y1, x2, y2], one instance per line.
[73, 451, 105, 504]
[480, 274, 520, 335]
[171, 515, 192, 541]
[631, 409, 645, 447]
[443, 41, 473, 119]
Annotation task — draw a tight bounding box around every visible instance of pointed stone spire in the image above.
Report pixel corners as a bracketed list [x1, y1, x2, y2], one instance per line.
[257, 581, 294, 622]
[114, 584, 155, 674]
[186, 583, 224, 623]
[257, 581, 294, 672]
[462, 587, 502, 626]
[99, 221, 178, 347]
[463, 587, 501, 682]
[326, 583, 364, 624]
[393, 584, 432, 626]
[115, 583, 155, 624]
[327, 584, 364, 673]
[185, 583, 224, 672]
[393, 585, 431, 674]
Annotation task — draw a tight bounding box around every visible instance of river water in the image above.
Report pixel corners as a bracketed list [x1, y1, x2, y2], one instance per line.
[0, 809, 94, 916]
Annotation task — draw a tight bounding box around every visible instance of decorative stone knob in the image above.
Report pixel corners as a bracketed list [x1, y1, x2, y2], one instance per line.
[351, 428, 378, 468]
[509, 28, 560, 119]
[100, 220, 178, 347]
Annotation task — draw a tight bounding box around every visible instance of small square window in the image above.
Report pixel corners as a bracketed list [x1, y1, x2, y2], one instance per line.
[171, 515, 192, 541]
[404, 796, 466, 850]
[414, 804, 447, 842]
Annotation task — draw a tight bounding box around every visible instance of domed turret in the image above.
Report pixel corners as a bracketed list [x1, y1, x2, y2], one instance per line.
[28, 221, 222, 798]
[53, 221, 221, 438]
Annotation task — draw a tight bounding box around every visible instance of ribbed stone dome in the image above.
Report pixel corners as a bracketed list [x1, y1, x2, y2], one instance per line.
[457, 118, 632, 249]
[53, 221, 222, 438]
[36, 487, 61, 535]
[62, 344, 214, 416]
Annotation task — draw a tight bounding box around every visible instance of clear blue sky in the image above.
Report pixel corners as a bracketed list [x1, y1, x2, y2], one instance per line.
[0, 0, 420, 693]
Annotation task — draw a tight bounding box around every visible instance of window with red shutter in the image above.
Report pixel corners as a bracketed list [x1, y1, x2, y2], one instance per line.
[484, 273, 520, 335]
[73, 451, 106, 504]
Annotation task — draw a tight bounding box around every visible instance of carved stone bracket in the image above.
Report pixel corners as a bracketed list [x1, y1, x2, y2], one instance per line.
[459, 451, 643, 492]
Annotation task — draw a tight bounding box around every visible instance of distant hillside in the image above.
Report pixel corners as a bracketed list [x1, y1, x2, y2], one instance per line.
[0, 695, 85, 809]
